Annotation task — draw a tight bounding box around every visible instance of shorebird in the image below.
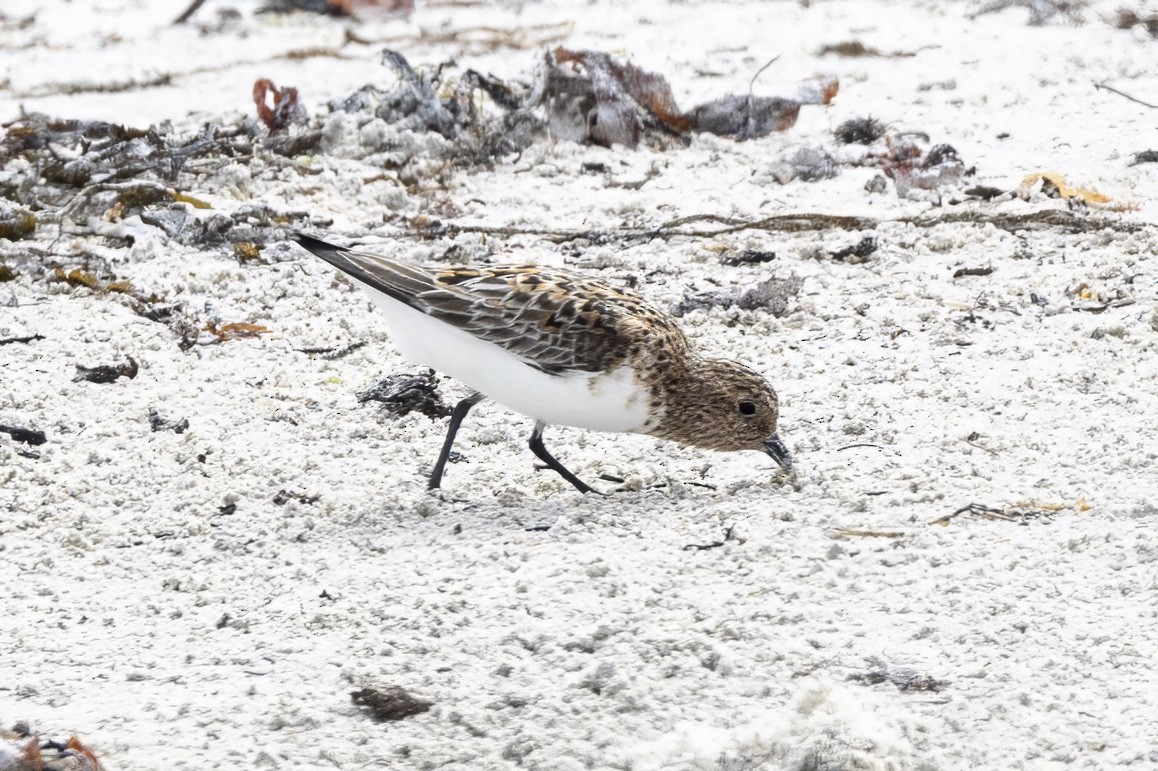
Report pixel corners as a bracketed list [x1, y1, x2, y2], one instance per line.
[297, 233, 791, 493]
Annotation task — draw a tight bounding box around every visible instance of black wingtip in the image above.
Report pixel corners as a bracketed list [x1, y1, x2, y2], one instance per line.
[295, 231, 412, 307]
[293, 232, 350, 261]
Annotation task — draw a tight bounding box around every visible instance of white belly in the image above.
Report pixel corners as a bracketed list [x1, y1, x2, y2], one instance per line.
[362, 289, 651, 433]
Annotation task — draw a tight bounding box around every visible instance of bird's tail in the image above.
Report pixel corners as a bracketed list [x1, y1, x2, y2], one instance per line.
[293, 232, 352, 262]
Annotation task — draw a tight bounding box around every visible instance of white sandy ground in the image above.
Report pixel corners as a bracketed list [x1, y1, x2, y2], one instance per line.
[2, 0, 1157, 768]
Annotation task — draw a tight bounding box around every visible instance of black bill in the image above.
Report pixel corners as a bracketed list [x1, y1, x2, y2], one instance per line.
[763, 434, 793, 472]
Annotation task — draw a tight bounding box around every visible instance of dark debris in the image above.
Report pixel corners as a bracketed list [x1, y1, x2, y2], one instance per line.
[818, 41, 920, 58]
[367, 46, 837, 153]
[0, 729, 105, 771]
[149, 410, 190, 434]
[834, 117, 886, 145]
[952, 265, 995, 278]
[550, 47, 837, 146]
[259, 0, 349, 16]
[351, 686, 433, 722]
[672, 275, 803, 318]
[1115, 8, 1158, 37]
[884, 139, 971, 200]
[0, 199, 37, 240]
[964, 185, 1008, 200]
[357, 368, 451, 419]
[848, 657, 949, 692]
[0, 424, 47, 446]
[272, 489, 321, 505]
[770, 146, 838, 184]
[829, 236, 878, 263]
[0, 334, 45, 346]
[968, 0, 1081, 25]
[74, 356, 138, 384]
[720, 249, 776, 266]
[0, 112, 317, 240]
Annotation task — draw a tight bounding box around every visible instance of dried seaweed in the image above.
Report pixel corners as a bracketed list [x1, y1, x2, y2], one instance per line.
[253, 79, 307, 132]
[553, 47, 690, 145]
[849, 657, 949, 692]
[953, 265, 995, 278]
[1115, 7, 1158, 37]
[1019, 171, 1134, 210]
[375, 50, 464, 138]
[769, 146, 838, 184]
[0, 112, 318, 237]
[720, 249, 777, 266]
[1, 114, 223, 217]
[0, 424, 47, 445]
[0, 334, 44, 346]
[53, 267, 134, 295]
[1129, 150, 1158, 165]
[272, 489, 320, 505]
[259, 0, 350, 15]
[829, 236, 878, 263]
[549, 47, 837, 146]
[672, 275, 803, 318]
[74, 356, 138, 384]
[968, 0, 1082, 25]
[758, 118, 977, 201]
[886, 141, 970, 200]
[2, 115, 207, 187]
[818, 41, 922, 58]
[351, 686, 432, 722]
[834, 117, 887, 145]
[357, 368, 450, 419]
[0, 728, 104, 771]
[964, 185, 1009, 200]
[738, 280, 801, 313]
[205, 321, 270, 341]
[0, 199, 37, 240]
[399, 208, 1139, 251]
[149, 411, 190, 434]
[930, 502, 1057, 525]
[354, 48, 833, 152]
[258, 0, 414, 18]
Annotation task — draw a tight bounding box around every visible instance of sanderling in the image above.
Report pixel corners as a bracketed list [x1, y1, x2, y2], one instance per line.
[296, 233, 792, 493]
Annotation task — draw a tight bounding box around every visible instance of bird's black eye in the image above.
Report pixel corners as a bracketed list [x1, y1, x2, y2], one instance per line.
[738, 401, 757, 416]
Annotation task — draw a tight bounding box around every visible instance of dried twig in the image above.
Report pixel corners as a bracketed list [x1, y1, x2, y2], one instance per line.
[406, 208, 1143, 246]
[743, 56, 781, 140]
[295, 340, 369, 359]
[1094, 81, 1158, 110]
[684, 525, 736, 552]
[830, 528, 907, 539]
[0, 334, 45, 346]
[930, 503, 1011, 525]
[963, 437, 999, 456]
[930, 502, 1054, 526]
[173, 0, 208, 24]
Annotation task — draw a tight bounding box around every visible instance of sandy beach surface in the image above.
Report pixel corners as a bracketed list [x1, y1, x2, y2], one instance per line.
[2, 0, 1156, 768]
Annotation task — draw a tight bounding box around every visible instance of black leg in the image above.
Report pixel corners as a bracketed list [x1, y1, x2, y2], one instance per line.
[428, 393, 485, 490]
[528, 421, 597, 494]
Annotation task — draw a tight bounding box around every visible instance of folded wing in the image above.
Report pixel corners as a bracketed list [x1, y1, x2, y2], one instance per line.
[296, 233, 687, 375]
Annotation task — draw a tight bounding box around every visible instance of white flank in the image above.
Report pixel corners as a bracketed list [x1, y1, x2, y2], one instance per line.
[360, 285, 652, 433]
